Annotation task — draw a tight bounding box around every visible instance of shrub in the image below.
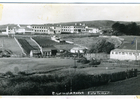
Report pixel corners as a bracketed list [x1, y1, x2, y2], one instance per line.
[77, 57, 90, 64]
[4, 71, 14, 77]
[18, 71, 27, 76]
[89, 59, 101, 65]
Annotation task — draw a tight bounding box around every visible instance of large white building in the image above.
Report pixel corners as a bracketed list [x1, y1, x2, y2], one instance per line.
[31, 25, 49, 34]
[70, 47, 86, 53]
[110, 49, 140, 60]
[85, 27, 100, 33]
[61, 26, 86, 33]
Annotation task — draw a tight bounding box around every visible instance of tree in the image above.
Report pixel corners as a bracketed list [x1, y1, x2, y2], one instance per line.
[112, 22, 140, 36]
[89, 39, 115, 54]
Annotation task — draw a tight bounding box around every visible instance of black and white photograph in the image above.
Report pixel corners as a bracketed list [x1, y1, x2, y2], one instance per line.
[0, 3, 140, 96]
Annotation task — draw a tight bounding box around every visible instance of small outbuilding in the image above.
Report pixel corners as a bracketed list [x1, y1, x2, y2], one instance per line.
[41, 46, 57, 57]
[30, 50, 41, 57]
[70, 47, 86, 53]
[110, 49, 140, 60]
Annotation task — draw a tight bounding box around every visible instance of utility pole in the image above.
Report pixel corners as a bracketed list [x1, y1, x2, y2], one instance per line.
[135, 39, 137, 61]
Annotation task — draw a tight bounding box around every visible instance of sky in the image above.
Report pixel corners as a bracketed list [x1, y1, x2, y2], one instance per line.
[0, 4, 140, 25]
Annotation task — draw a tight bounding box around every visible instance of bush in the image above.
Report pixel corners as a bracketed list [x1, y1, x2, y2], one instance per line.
[89, 59, 101, 65]
[77, 57, 90, 64]
[18, 71, 26, 75]
[0, 68, 137, 95]
[4, 71, 14, 77]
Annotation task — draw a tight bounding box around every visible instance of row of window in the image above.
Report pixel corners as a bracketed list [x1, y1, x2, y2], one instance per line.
[34, 30, 48, 32]
[63, 26, 74, 28]
[112, 51, 140, 55]
[32, 26, 47, 29]
[61, 29, 76, 31]
[61, 29, 86, 32]
[55, 31, 61, 33]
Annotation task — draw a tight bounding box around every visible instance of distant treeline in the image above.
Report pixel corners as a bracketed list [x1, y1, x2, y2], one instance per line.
[112, 22, 140, 36]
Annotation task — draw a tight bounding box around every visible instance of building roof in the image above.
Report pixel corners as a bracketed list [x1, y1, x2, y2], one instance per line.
[54, 44, 75, 50]
[31, 24, 47, 27]
[16, 27, 32, 31]
[42, 46, 57, 51]
[111, 49, 140, 53]
[71, 47, 86, 50]
[30, 50, 41, 53]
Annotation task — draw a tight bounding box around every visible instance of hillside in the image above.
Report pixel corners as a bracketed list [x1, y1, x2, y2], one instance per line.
[49, 20, 115, 29]
[0, 20, 140, 30]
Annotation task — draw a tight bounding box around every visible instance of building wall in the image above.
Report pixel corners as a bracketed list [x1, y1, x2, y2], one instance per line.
[54, 27, 61, 34]
[61, 26, 86, 33]
[86, 28, 100, 33]
[70, 48, 85, 53]
[110, 50, 140, 60]
[32, 26, 48, 34]
[84, 53, 109, 60]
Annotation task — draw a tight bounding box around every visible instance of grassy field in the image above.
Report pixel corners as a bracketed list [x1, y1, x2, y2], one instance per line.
[64, 37, 99, 48]
[119, 36, 140, 43]
[82, 74, 140, 95]
[0, 58, 78, 74]
[52, 63, 138, 76]
[0, 37, 22, 55]
[0, 35, 139, 95]
[118, 36, 140, 50]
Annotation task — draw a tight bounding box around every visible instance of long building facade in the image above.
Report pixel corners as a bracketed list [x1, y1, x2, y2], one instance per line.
[0, 24, 100, 35]
[110, 49, 140, 60]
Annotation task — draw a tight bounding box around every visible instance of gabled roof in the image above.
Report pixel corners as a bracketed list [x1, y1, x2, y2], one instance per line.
[111, 49, 140, 52]
[71, 47, 86, 50]
[42, 46, 57, 51]
[31, 50, 41, 53]
[30, 24, 47, 27]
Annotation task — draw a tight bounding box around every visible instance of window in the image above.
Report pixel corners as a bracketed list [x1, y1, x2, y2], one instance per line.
[122, 52, 125, 55]
[129, 52, 132, 55]
[112, 52, 114, 54]
[115, 52, 118, 54]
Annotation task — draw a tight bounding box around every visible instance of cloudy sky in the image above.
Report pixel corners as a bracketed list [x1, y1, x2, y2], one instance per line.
[0, 4, 140, 24]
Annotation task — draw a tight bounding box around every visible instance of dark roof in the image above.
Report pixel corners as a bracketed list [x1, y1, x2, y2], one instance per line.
[42, 46, 57, 51]
[111, 49, 140, 52]
[31, 24, 48, 27]
[31, 50, 41, 53]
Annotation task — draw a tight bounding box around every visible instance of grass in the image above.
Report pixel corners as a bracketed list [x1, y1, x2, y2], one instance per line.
[0, 37, 22, 55]
[0, 68, 137, 95]
[0, 72, 109, 95]
[63, 37, 99, 48]
[0, 58, 76, 74]
[17, 38, 37, 55]
[82, 74, 140, 95]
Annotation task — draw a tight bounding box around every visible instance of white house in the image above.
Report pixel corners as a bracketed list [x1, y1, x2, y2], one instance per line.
[54, 27, 61, 34]
[61, 26, 86, 33]
[70, 47, 86, 53]
[110, 49, 140, 60]
[31, 25, 49, 34]
[86, 27, 100, 33]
